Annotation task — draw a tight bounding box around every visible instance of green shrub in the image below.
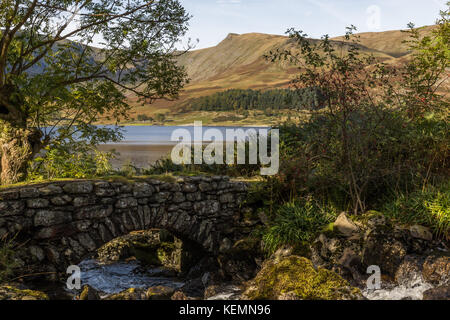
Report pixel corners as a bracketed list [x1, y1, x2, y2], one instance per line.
[29, 143, 114, 180]
[262, 199, 337, 254]
[382, 182, 450, 239]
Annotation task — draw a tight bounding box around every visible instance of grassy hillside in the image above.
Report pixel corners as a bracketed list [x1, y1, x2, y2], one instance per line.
[103, 25, 441, 125]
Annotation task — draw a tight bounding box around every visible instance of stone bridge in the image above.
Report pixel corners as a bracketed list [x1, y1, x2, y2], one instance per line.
[0, 176, 249, 273]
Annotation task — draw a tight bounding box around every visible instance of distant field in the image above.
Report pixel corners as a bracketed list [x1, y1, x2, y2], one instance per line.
[112, 109, 311, 127]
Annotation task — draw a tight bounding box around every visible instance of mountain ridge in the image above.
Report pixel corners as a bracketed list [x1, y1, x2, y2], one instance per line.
[121, 25, 439, 120]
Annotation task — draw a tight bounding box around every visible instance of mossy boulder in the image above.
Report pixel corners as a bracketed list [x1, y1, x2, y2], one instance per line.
[0, 285, 49, 300]
[242, 256, 364, 300]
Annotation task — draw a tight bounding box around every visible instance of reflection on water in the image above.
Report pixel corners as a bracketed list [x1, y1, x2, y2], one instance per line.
[97, 125, 269, 169]
[101, 125, 270, 145]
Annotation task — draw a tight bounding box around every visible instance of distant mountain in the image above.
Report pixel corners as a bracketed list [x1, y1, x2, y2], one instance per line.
[130, 25, 437, 116]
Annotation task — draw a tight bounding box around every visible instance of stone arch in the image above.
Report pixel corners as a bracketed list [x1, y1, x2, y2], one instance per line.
[0, 176, 248, 273]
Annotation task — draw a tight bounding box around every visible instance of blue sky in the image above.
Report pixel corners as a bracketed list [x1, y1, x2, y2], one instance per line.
[178, 0, 448, 49]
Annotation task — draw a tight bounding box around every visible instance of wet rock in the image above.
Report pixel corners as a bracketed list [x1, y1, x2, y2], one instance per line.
[0, 285, 49, 300]
[205, 284, 243, 301]
[218, 237, 262, 282]
[395, 255, 424, 285]
[362, 228, 407, 277]
[186, 257, 219, 279]
[105, 288, 146, 300]
[423, 285, 450, 300]
[171, 291, 189, 300]
[78, 285, 101, 300]
[146, 286, 176, 300]
[422, 255, 450, 285]
[179, 277, 205, 299]
[204, 284, 242, 300]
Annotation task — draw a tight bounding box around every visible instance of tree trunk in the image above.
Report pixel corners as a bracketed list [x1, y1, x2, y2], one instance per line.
[0, 123, 42, 185]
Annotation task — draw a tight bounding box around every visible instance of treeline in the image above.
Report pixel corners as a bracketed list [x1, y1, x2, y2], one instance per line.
[185, 88, 323, 111]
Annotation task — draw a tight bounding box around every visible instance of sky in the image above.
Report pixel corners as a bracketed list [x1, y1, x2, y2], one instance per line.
[178, 0, 448, 50]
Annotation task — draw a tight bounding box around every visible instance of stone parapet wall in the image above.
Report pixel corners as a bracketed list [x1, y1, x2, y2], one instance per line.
[0, 176, 248, 273]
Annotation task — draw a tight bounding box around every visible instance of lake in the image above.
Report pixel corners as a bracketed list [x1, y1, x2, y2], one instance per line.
[97, 125, 269, 169]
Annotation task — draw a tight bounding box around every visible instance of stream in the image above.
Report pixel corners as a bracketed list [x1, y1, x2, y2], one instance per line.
[27, 260, 441, 300]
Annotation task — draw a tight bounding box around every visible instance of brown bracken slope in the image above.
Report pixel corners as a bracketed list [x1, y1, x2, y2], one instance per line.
[124, 25, 439, 119]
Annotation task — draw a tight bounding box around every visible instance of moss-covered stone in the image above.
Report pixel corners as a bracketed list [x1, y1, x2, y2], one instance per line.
[243, 256, 363, 300]
[105, 288, 145, 300]
[0, 285, 49, 300]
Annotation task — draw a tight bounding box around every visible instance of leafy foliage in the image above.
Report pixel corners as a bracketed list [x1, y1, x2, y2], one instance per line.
[382, 182, 450, 239]
[0, 234, 19, 284]
[262, 199, 337, 254]
[264, 8, 449, 214]
[0, 0, 191, 184]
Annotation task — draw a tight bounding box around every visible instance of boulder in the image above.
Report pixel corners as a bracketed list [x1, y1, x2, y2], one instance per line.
[362, 228, 407, 277]
[171, 291, 189, 300]
[242, 256, 364, 300]
[422, 255, 450, 285]
[218, 237, 262, 282]
[409, 225, 433, 241]
[146, 286, 176, 300]
[0, 285, 48, 300]
[395, 255, 424, 285]
[105, 288, 145, 300]
[334, 213, 359, 237]
[423, 285, 450, 300]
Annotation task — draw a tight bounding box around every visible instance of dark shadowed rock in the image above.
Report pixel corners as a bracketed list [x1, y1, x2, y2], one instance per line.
[423, 285, 450, 300]
[422, 255, 450, 285]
